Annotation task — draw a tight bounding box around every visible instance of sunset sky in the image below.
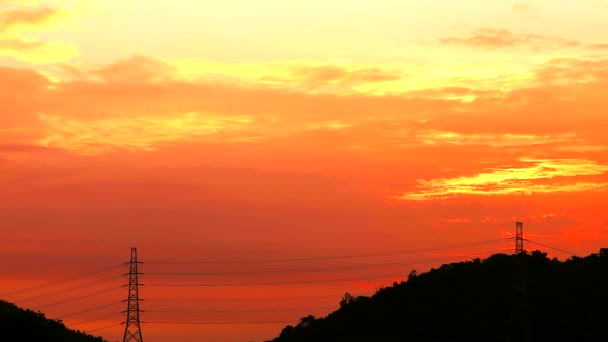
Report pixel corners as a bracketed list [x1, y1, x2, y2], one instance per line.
[1, 0, 608, 341]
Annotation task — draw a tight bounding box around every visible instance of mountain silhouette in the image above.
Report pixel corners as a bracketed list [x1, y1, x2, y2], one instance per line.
[0, 300, 106, 342]
[267, 249, 608, 341]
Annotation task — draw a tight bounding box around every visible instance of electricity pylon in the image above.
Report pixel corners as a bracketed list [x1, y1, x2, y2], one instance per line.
[123, 247, 143, 342]
[515, 221, 524, 253]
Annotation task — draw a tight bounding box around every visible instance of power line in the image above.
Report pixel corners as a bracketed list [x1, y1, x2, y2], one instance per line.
[86, 322, 123, 333]
[145, 249, 503, 276]
[144, 321, 292, 325]
[0, 264, 125, 297]
[144, 239, 511, 265]
[525, 239, 577, 256]
[59, 301, 123, 319]
[15, 275, 122, 303]
[70, 312, 122, 326]
[145, 294, 367, 303]
[36, 286, 123, 309]
[145, 306, 337, 314]
[147, 274, 405, 287]
[146, 248, 514, 277]
[146, 250, 510, 287]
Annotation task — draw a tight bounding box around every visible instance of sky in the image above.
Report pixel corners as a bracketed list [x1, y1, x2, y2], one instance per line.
[1, 0, 608, 341]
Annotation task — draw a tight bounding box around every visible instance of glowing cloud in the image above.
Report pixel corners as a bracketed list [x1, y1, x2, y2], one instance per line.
[399, 159, 608, 200]
[0, 5, 78, 63]
[418, 131, 576, 147]
[38, 112, 255, 154]
[440, 28, 608, 51]
[0, 38, 77, 63]
[0, 7, 64, 33]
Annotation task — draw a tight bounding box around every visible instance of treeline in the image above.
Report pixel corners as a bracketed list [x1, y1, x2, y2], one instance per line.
[267, 249, 608, 342]
[0, 300, 107, 342]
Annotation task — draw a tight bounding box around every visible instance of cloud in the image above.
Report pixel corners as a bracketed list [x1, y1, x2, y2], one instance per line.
[0, 7, 63, 33]
[0, 0, 41, 6]
[532, 58, 608, 84]
[0, 38, 77, 63]
[398, 159, 608, 200]
[440, 28, 608, 51]
[38, 112, 256, 154]
[0, 65, 50, 125]
[512, 2, 539, 17]
[0, 55, 607, 199]
[272, 63, 401, 91]
[0, 6, 78, 63]
[92, 55, 177, 83]
[59, 56, 542, 98]
[417, 131, 576, 147]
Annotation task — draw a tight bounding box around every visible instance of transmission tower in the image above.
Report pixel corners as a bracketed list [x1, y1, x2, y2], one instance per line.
[123, 247, 144, 342]
[511, 222, 528, 341]
[515, 222, 524, 254]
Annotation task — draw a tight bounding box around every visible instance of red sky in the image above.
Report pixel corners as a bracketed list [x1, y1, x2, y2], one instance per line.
[1, 1, 608, 341]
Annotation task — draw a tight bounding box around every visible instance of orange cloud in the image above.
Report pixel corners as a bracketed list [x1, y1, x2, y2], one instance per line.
[92, 56, 177, 83]
[0, 7, 62, 32]
[1, 56, 608, 165]
[440, 28, 608, 51]
[38, 112, 255, 154]
[0, 65, 49, 127]
[272, 64, 401, 91]
[533, 58, 608, 84]
[399, 159, 608, 200]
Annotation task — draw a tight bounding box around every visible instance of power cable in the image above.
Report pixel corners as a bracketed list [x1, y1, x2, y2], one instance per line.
[36, 286, 123, 309]
[59, 301, 123, 319]
[524, 239, 577, 256]
[70, 312, 122, 326]
[145, 294, 367, 303]
[144, 239, 511, 265]
[147, 250, 510, 287]
[87, 322, 123, 333]
[144, 320, 292, 325]
[145, 306, 336, 314]
[146, 248, 514, 277]
[15, 275, 122, 303]
[0, 264, 125, 297]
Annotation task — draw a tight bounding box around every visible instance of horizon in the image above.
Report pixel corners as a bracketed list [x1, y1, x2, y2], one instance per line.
[1, 1, 607, 341]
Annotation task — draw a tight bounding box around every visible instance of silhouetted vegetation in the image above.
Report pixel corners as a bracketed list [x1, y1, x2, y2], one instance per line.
[0, 300, 106, 342]
[267, 249, 608, 342]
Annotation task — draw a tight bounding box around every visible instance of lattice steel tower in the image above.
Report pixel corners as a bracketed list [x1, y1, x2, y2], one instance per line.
[515, 222, 524, 254]
[123, 247, 143, 342]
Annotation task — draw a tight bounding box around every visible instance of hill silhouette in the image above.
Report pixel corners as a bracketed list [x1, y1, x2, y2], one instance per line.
[0, 300, 106, 342]
[267, 249, 608, 342]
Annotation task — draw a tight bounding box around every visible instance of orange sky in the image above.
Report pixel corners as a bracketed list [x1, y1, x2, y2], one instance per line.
[1, 1, 608, 341]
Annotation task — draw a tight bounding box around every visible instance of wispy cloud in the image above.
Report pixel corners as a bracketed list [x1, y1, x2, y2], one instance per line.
[0, 38, 77, 63]
[2, 56, 608, 160]
[512, 2, 539, 17]
[399, 159, 608, 200]
[0, 5, 78, 63]
[38, 112, 256, 154]
[440, 28, 608, 51]
[0, 7, 63, 32]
